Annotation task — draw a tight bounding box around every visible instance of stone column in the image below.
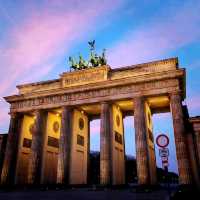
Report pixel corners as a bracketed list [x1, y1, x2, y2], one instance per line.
[122, 115, 127, 184]
[87, 118, 90, 184]
[0, 134, 7, 179]
[57, 106, 72, 184]
[100, 102, 111, 185]
[170, 93, 192, 184]
[1, 113, 22, 185]
[28, 110, 46, 185]
[194, 131, 200, 170]
[134, 97, 149, 185]
[186, 132, 200, 187]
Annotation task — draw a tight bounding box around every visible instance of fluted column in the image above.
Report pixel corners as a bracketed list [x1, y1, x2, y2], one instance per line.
[186, 132, 200, 187]
[100, 102, 111, 185]
[134, 97, 149, 185]
[170, 93, 192, 184]
[0, 134, 7, 179]
[194, 131, 200, 170]
[57, 106, 72, 184]
[28, 110, 46, 185]
[87, 118, 91, 184]
[1, 113, 22, 185]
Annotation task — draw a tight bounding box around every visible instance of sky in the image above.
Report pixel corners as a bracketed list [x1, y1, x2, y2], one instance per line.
[0, 0, 200, 173]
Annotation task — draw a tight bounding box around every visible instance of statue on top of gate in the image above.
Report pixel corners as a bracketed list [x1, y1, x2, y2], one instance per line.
[68, 40, 107, 71]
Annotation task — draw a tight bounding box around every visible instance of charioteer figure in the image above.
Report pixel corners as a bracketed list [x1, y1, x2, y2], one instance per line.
[69, 40, 107, 71]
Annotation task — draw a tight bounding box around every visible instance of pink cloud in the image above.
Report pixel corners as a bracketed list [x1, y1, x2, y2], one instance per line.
[108, 1, 200, 67]
[1, 0, 123, 88]
[0, 104, 9, 122]
[187, 95, 200, 114]
[90, 120, 100, 135]
[0, 0, 122, 95]
[153, 113, 171, 121]
[0, 0, 123, 132]
[124, 116, 134, 128]
[0, 99, 10, 133]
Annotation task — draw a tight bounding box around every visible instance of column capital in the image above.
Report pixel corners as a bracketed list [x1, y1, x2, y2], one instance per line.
[61, 105, 73, 109]
[9, 112, 23, 119]
[61, 106, 73, 118]
[133, 95, 147, 102]
[32, 109, 45, 116]
[9, 112, 17, 119]
[133, 96, 147, 107]
[101, 101, 110, 105]
[169, 91, 183, 99]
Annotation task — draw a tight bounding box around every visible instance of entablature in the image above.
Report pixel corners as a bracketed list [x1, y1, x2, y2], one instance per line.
[189, 116, 200, 132]
[4, 57, 186, 113]
[15, 57, 180, 96]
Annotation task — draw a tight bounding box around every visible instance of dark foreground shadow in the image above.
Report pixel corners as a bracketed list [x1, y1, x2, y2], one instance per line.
[0, 184, 199, 200]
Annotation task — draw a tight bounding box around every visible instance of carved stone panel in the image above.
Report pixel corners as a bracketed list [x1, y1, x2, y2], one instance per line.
[61, 66, 110, 88]
[10, 79, 179, 112]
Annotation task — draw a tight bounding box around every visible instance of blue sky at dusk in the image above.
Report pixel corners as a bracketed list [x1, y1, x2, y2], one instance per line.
[0, 0, 200, 173]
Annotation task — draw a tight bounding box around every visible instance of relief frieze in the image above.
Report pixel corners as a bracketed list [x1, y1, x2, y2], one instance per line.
[61, 66, 109, 88]
[11, 79, 178, 111]
[111, 60, 177, 80]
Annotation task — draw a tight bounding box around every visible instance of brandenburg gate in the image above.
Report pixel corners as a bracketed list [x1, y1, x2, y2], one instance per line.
[1, 57, 200, 186]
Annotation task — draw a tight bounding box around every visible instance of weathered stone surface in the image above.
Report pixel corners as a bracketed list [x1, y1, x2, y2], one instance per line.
[189, 117, 200, 179]
[170, 93, 192, 184]
[186, 132, 200, 187]
[9, 79, 180, 113]
[0, 134, 7, 181]
[144, 102, 157, 185]
[69, 109, 88, 184]
[61, 66, 109, 88]
[1, 113, 22, 185]
[28, 110, 46, 184]
[4, 58, 184, 113]
[15, 58, 178, 96]
[111, 57, 178, 80]
[3, 57, 198, 187]
[100, 102, 111, 185]
[134, 97, 149, 185]
[111, 104, 125, 185]
[194, 131, 200, 169]
[57, 106, 73, 184]
[15, 114, 34, 185]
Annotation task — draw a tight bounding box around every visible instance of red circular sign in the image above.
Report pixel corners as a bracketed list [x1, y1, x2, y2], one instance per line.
[156, 134, 169, 148]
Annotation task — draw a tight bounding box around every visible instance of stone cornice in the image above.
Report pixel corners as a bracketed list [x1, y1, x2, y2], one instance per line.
[12, 57, 179, 95]
[16, 78, 60, 89]
[111, 57, 178, 72]
[4, 68, 184, 103]
[9, 78, 179, 113]
[189, 116, 200, 123]
[4, 57, 186, 113]
[15, 57, 178, 88]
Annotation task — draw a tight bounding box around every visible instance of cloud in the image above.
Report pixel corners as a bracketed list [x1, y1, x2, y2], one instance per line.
[187, 95, 200, 116]
[90, 120, 100, 135]
[0, 0, 123, 132]
[124, 116, 134, 129]
[108, 0, 200, 67]
[0, 99, 9, 133]
[153, 113, 171, 120]
[0, 104, 9, 123]
[0, 0, 122, 95]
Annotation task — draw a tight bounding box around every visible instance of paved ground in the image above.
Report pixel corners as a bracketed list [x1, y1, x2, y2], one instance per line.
[0, 188, 171, 200]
